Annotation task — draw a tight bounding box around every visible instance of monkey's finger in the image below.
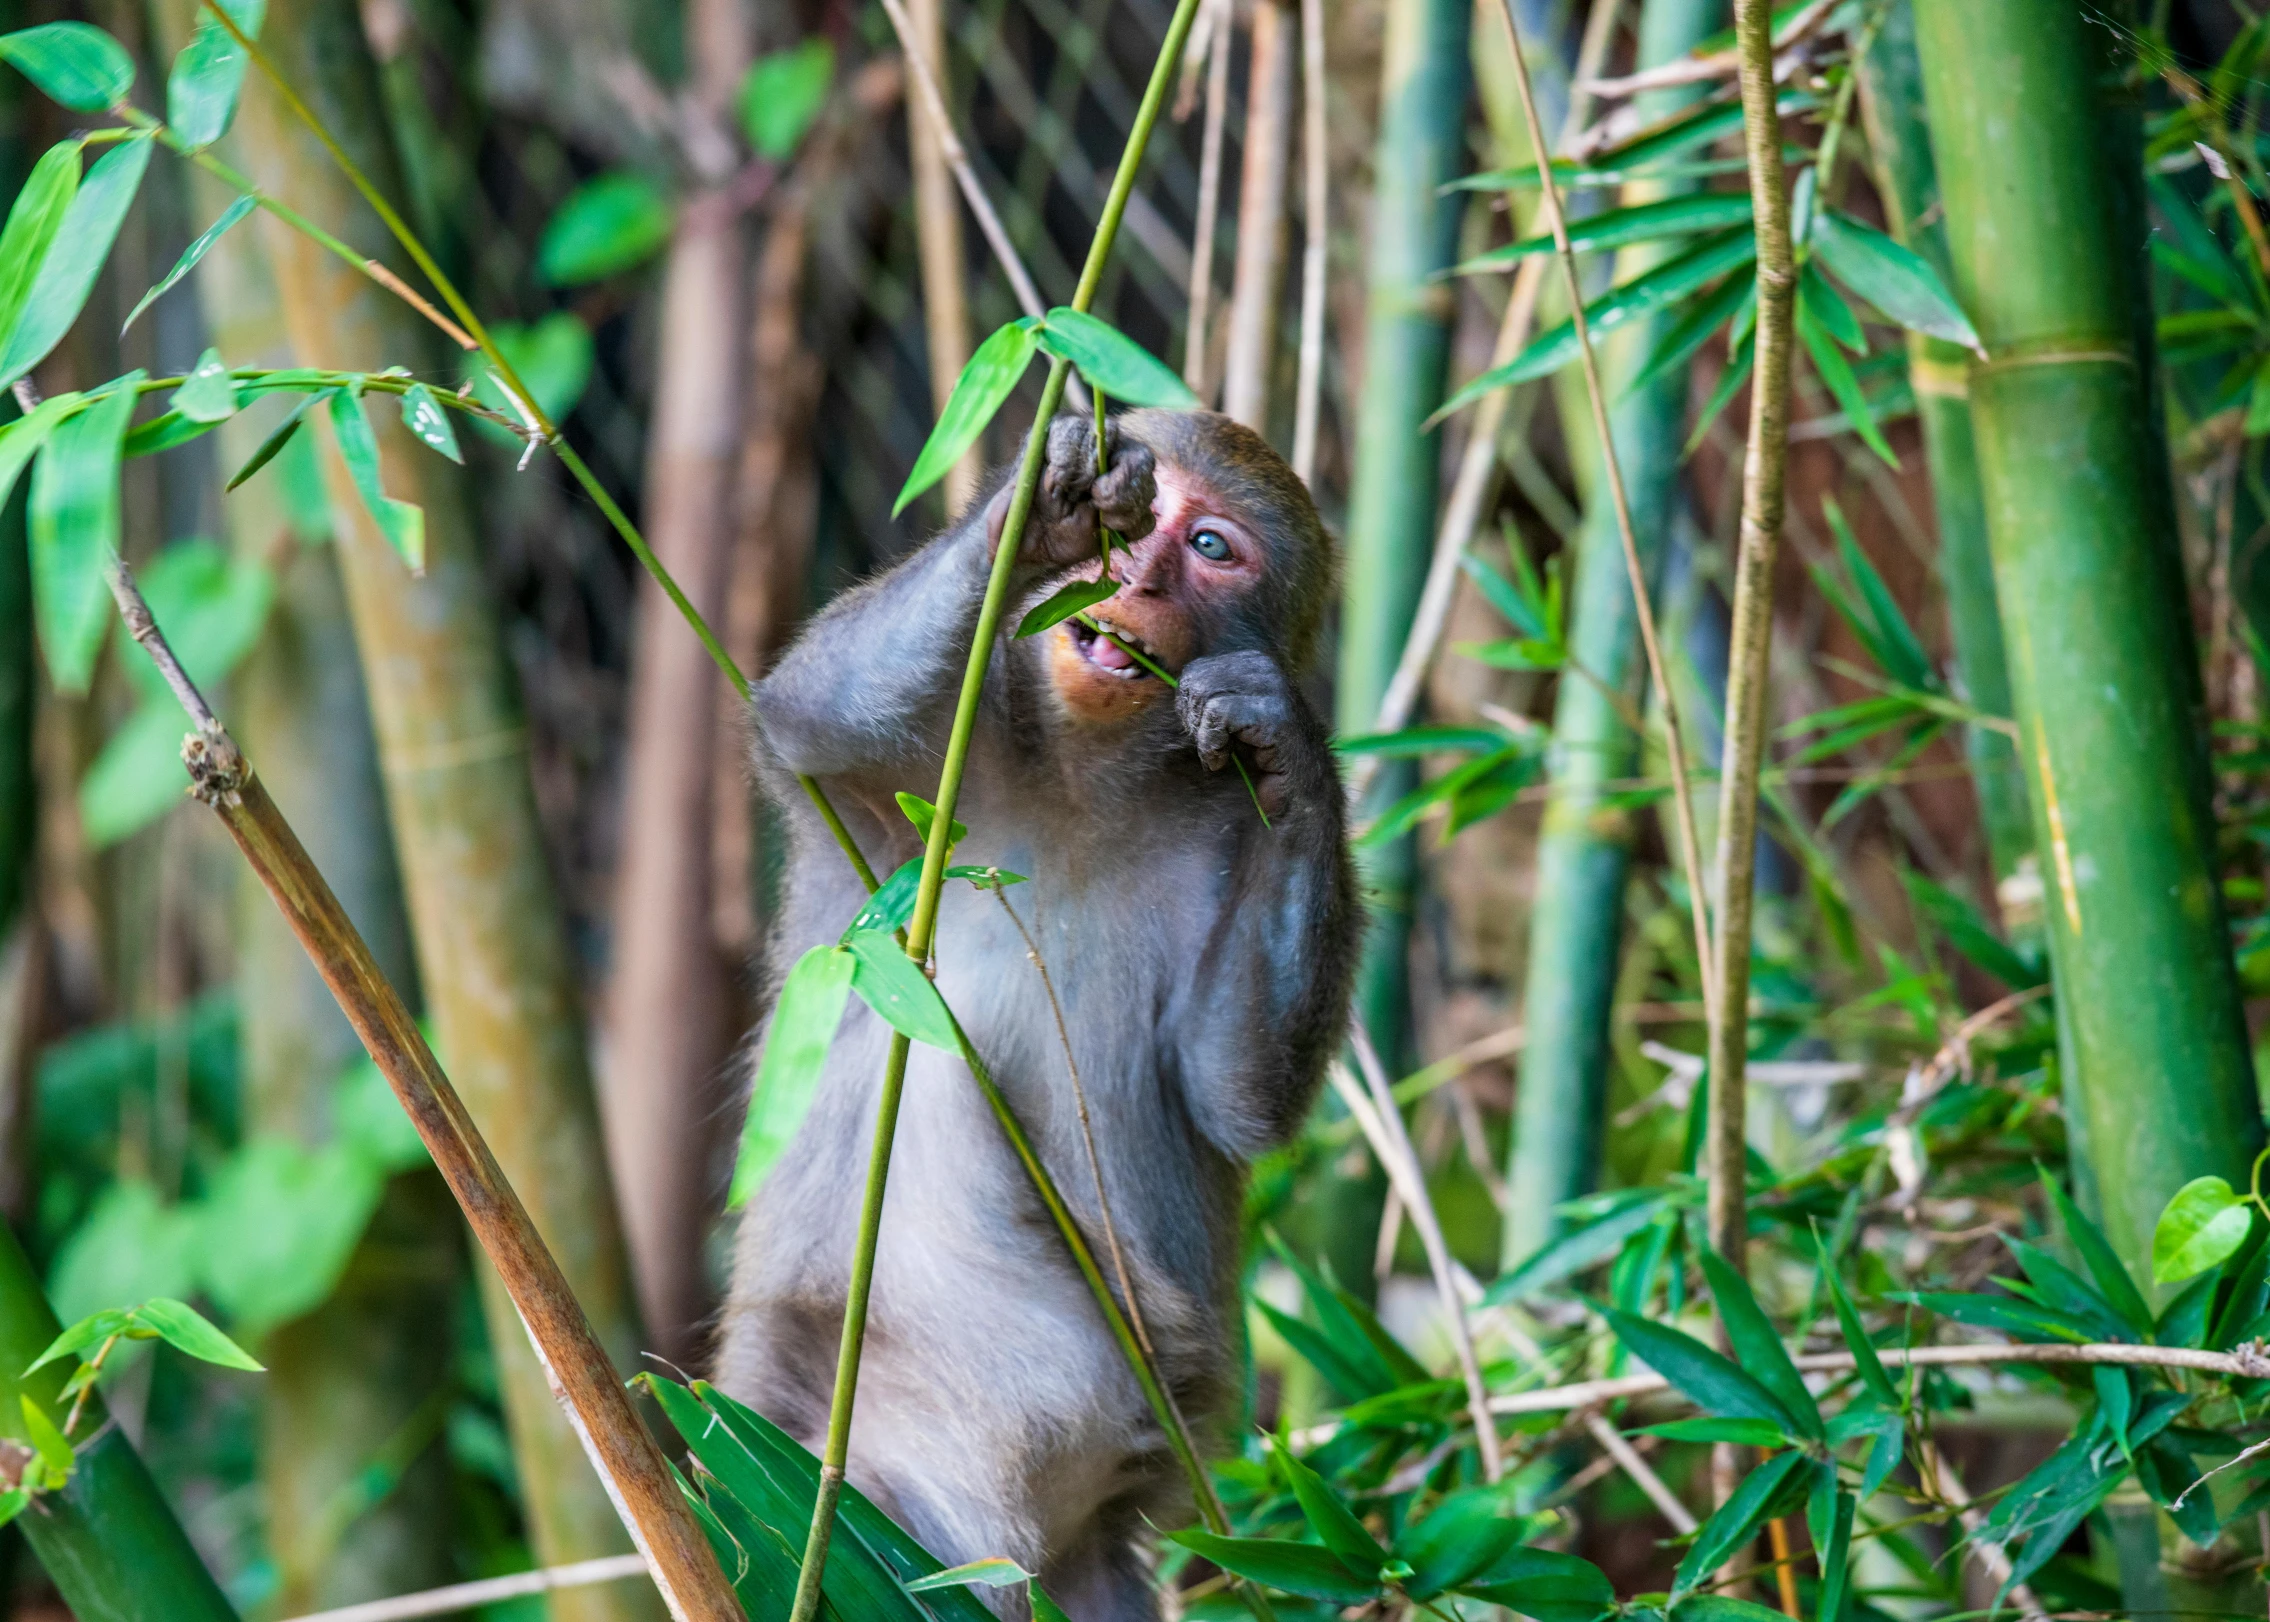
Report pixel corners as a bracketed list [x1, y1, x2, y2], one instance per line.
[1092, 443, 1159, 540]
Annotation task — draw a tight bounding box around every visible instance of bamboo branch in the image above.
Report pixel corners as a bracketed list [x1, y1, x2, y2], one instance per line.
[278, 1556, 653, 1622]
[1705, 0, 1799, 1268]
[101, 564, 738, 1622]
[1490, 0, 1715, 1003]
[787, 6, 1207, 1616]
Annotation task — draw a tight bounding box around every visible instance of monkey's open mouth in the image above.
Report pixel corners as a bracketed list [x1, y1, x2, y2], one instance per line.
[1069, 615, 1160, 680]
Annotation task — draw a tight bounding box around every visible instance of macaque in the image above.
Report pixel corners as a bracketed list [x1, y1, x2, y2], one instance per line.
[716, 408, 1358, 1621]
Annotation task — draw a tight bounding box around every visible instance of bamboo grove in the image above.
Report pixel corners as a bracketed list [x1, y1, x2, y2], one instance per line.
[6, 0, 2270, 1620]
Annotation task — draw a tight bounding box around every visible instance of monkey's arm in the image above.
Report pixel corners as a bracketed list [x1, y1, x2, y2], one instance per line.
[1172, 652, 1360, 1157]
[756, 419, 1156, 780]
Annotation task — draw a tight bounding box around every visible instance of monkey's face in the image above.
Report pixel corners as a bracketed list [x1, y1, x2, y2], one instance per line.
[1044, 464, 1266, 724]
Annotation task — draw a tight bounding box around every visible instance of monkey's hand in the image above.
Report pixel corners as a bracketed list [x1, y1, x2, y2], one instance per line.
[1176, 652, 1331, 820]
[987, 416, 1158, 570]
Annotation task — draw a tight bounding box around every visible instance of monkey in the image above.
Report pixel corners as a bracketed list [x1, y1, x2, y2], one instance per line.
[714, 407, 1359, 1622]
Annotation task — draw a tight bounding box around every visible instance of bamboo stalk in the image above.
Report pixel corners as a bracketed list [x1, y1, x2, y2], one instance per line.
[1222, 0, 1296, 432]
[1184, 0, 1232, 396]
[1704, 0, 1798, 1270]
[786, 6, 1207, 1616]
[102, 564, 735, 1620]
[905, 0, 979, 513]
[1498, 0, 1720, 1270]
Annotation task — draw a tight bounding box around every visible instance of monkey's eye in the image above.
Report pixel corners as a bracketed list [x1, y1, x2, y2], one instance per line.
[1189, 527, 1233, 563]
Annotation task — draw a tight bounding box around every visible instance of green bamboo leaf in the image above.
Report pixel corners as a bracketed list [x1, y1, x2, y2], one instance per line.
[897, 319, 1039, 516]
[1814, 209, 1983, 354]
[1434, 228, 1760, 420]
[1820, 496, 1934, 690]
[327, 387, 426, 572]
[537, 170, 675, 287]
[127, 1297, 263, 1371]
[19, 1394, 72, 1482]
[1335, 725, 1513, 758]
[399, 383, 462, 464]
[1454, 1547, 1615, 1622]
[0, 136, 152, 394]
[1699, 1248, 1822, 1439]
[1600, 1303, 1798, 1434]
[845, 929, 959, 1049]
[1035, 307, 1200, 408]
[1274, 1437, 1389, 1576]
[2044, 1174, 2154, 1334]
[1490, 1192, 1673, 1304]
[0, 1487, 30, 1528]
[29, 375, 138, 693]
[1801, 261, 1865, 353]
[1394, 1484, 1532, 1598]
[1897, 1290, 2096, 1342]
[0, 142, 79, 359]
[2154, 1176, 2255, 1283]
[1623, 272, 1754, 400]
[1632, 1415, 1787, 1447]
[1685, 330, 1754, 455]
[0, 22, 133, 110]
[738, 38, 835, 159]
[728, 945, 853, 1207]
[123, 196, 257, 334]
[173, 348, 239, 425]
[1809, 1467, 1855, 1622]
[1356, 745, 1526, 848]
[0, 389, 77, 515]
[1816, 1236, 1899, 1409]
[24, 1307, 132, 1374]
[1674, 1449, 1808, 1594]
[1452, 193, 1754, 275]
[895, 791, 968, 850]
[1015, 573, 1120, 638]
[227, 393, 317, 491]
[165, 0, 263, 148]
[904, 1559, 1033, 1592]
[1672, 1596, 1791, 1622]
[1797, 305, 1899, 468]
[1164, 1530, 1381, 1604]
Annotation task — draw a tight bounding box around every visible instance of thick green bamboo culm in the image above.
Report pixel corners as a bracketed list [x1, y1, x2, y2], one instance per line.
[1505, 0, 1720, 1269]
[1856, 0, 2030, 884]
[0, 1221, 239, 1622]
[1328, 0, 1472, 1293]
[786, 4, 1204, 1616]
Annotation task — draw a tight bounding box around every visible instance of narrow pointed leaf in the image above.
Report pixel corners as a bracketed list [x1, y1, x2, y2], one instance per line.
[1035, 307, 1200, 408]
[905, 1559, 1034, 1592]
[399, 383, 462, 464]
[897, 319, 1038, 515]
[1822, 496, 1933, 689]
[26, 1307, 132, 1373]
[129, 1297, 263, 1370]
[123, 195, 256, 333]
[895, 791, 968, 850]
[2045, 1174, 2154, 1334]
[0, 22, 133, 110]
[1456, 1546, 1614, 1622]
[1395, 1484, 1532, 1598]
[845, 929, 960, 1049]
[1453, 193, 1754, 274]
[227, 393, 317, 491]
[1633, 1415, 1787, 1447]
[174, 348, 239, 424]
[1814, 209, 1982, 353]
[0, 389, 77, 513]
[1801, 261, 1865, 352]
[1816, 1238, 1898, 1408]
[1623, 272, 1754, 399]
[1601, 1303, 1798, 1434]
[727, 945, 854, 1207]
[166, 0, 263, 148]
[1798, 307, 1899, 468]
[327, 387, 425, 571]
[1274, 1438, 1388, 1575]
[1699, 1249, 1821, 1438]
[0, 142, 78, 358]
[1165, 1530, 1380, 1603]
[1675, 1449, 1807, 1594]
[19, 1395, 72, 1481]
[30, 375, 138, 692]
[0, 136, 150, 395]
[1015, 573, 1120, 638]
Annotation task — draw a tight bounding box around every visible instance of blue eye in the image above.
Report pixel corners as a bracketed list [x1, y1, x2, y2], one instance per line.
[1190, 527, 1231, 562]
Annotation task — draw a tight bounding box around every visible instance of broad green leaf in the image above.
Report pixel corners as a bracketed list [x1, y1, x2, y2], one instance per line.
[1699, 1248, 1821, 1439]
[1632, 1415, 1787, 1447]
[1816, 1236, 1899, 1408]
[1015, 574, 1120, 638]
[399, 383, 462, 464]
[30, 374, 139, 693]
[2155, 1176, 2256, 1283]
[728, 944, 854, 1207]
[173, 348, 240, 424]
[195, 1136, 384, 1336]
[845, 930, 959, 1050]
[1394, 1483, 1532, 1598]
[1435, 228, 1759, 419]
[0, 137, 152, 393]
[25, 1307, 133, 1374]
[896, 790, 968, 851]
[1036, 308, 1201, 409]
[123, 196, 257, 333]
[227, 393, 317, 491]
[840, 860, 1017, 941]
[2045, 1174, 2154, 1335]
[0, 22, 133, 110]
[1164, 1530, 1380, 1604]
[19, 1395, 72, 1482]
[327, 387, 425, 571]
[739, 38, 835, 159]
[1814, 209, 1982, 354]
[1797, 304, 1898, 468]
[127, 1298, 263, 1371]
[538, 171, 674, 287]
[904, 1559, 1032, 1592]
[0, 143, 79, 358]
[1453, 193, 1755, 274]
[165, 0, 264, 148]
[1455, 1546, 1615, 1622]
[80, 702, 192, 847]
[1601, 1304, 1799, 1434]
[897, 320, 1038, 515]
[1274, 1437, 1388, 1575]
[1675, 1449, 1807, 1594]
[0, 1488, 30, 1529]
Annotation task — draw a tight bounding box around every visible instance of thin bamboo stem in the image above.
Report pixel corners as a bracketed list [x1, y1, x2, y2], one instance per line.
[1184, 0, 1232, 395]
[1290, 0, 1326, 480]
[102, 567, 737, 1622]
[1490, 0, 1714, 1003]
[788, 6, 1206, 1615]
[1222, 0, 1296, 431]
[1703, 0, 1797, 1270]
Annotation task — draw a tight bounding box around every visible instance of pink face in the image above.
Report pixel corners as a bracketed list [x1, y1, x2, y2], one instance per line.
[1046, 466, 1263, 722]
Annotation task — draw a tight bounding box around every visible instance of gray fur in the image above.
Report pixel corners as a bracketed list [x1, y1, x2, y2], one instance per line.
[716, 410, 1358, 1620]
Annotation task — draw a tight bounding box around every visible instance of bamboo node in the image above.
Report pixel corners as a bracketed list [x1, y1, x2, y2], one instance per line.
[182, 723, 250, 806]
[2230, 1339, 2270, 1379]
